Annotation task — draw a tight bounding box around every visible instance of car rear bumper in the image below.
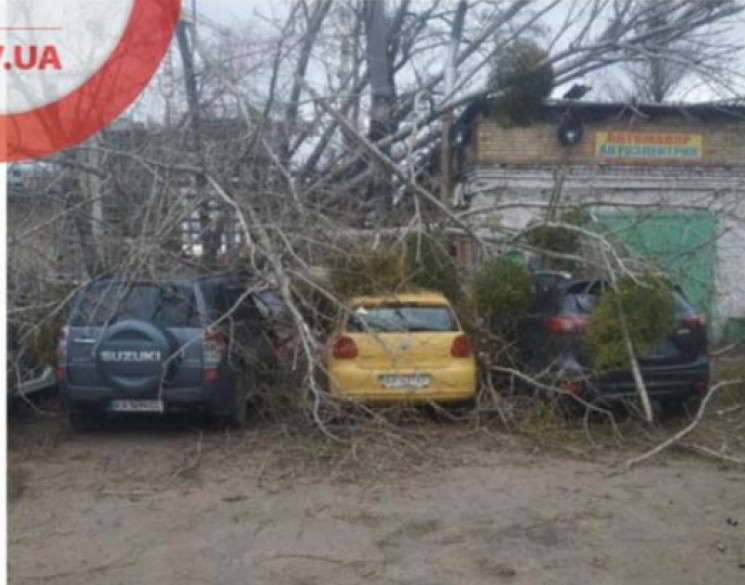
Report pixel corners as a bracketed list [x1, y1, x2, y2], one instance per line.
[328, 363, 477, 404]
[332, 389, 476, 404]
[60, 379, 237, 414]
[574, 358, 710, 402]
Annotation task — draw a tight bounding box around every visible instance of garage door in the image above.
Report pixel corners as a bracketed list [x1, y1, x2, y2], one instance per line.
[596, 211, 717, 316]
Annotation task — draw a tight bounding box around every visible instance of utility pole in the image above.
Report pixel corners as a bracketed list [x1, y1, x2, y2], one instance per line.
[364, 0, 395, 220]
[77, 139, 104, 273]
[440, 1, 467, 205]
[176, 12, 220, 262]
[176, 18, 202, 154]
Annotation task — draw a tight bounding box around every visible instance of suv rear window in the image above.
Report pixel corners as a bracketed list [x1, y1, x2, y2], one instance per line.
[560, 283, 695, 316]
[346, 305, 458, 333]
[560, 281, 605, 314]
[562, 292, 600, 314]
[70, 282, 200, 328]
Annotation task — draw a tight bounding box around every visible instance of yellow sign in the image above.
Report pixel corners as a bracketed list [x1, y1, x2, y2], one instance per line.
[595, 131, 703, 161]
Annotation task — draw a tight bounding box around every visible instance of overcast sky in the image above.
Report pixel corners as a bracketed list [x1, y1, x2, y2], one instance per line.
[196, 0, 744, 97]
[163, 0, 745, 117]
[199, 0, 255, 21]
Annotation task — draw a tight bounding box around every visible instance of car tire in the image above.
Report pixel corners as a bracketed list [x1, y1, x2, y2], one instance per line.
[685, 395, 702, 415]
[427, 399, 475, 422]
[217, 376, 252, 430]
[448, 398, 477, 412]
[659, 398, 687, 418]
[68, 408, 104, 433]
[220, 395, 247, 430]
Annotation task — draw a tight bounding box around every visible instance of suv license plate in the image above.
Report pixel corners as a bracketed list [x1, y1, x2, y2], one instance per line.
[380, 374, 431, 389]
[109, 400, 164, 413]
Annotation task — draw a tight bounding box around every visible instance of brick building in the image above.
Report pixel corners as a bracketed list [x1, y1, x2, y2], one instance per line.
[451, 99, 745, 340]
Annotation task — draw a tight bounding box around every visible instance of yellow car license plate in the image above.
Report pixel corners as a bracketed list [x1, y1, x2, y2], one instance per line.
[380, 374, 431, 389]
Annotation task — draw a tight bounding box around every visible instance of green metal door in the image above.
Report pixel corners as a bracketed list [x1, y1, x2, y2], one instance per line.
[596, 211, 717, 316]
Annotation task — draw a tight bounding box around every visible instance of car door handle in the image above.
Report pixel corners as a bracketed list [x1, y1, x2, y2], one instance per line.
[73, 338, 97, 344]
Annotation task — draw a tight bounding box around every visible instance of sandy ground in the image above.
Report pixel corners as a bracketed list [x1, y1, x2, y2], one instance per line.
[7, 412, 745, 585]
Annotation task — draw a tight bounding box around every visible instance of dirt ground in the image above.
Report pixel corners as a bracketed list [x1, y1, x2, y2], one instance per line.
[7, 407, 745, 585]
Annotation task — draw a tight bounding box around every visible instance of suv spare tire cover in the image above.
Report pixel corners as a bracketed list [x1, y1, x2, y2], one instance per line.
[95, 320, 177, 397]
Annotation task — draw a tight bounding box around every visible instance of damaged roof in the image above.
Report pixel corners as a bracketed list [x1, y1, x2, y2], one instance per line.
[458, 97, 745, 127]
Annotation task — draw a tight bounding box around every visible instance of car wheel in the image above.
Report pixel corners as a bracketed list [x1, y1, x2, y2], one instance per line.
[659, 398, 687, 418]
[218, 377, 252, 430]
[426, 399, 475, 422]
[68, 408, 104, 433]
[685, 395, 702, 415]
[221, 393, 247, 430]
[448, 398, 477, 413]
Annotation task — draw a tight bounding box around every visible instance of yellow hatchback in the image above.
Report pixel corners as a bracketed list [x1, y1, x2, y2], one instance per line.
[326, 291, 477, 404]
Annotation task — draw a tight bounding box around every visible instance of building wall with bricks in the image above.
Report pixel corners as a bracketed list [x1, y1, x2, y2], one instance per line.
[471, 112, 745, 167]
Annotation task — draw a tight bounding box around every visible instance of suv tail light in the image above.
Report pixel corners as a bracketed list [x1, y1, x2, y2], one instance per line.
[203, 330, 227, 381]
[55, 327, 68, 380]
[566, 380, 583, 395]
[450, 333, 472, 358]
[683, 314, 706, 328]
[545, 315, 589, 334]
[333, 336, 358, 359]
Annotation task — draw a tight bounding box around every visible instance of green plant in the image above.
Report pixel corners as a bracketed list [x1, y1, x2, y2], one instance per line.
[526, 225, 580, 255]
[404, 233, 461, 304]
[27, 321, 61, 368]
[327, 247, 405, 300]
[471, 257, 533, 326]
[327, 234, 462, 301]
[586, 274, 676, 371]
[525, 208, 592, 270]
[15, 283, 75, 370]
[312, 236, 465, 333]
[488, 40, 554, 126]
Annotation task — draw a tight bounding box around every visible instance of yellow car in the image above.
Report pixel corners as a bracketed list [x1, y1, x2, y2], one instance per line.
[326, 291, 477, 404]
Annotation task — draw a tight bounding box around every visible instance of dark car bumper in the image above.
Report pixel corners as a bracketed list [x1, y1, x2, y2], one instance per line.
[60, 378, 239, 415]
[559, 356, 709, 403]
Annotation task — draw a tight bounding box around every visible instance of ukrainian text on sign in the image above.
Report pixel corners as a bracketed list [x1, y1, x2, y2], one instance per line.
[595, 131, 703, 161]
